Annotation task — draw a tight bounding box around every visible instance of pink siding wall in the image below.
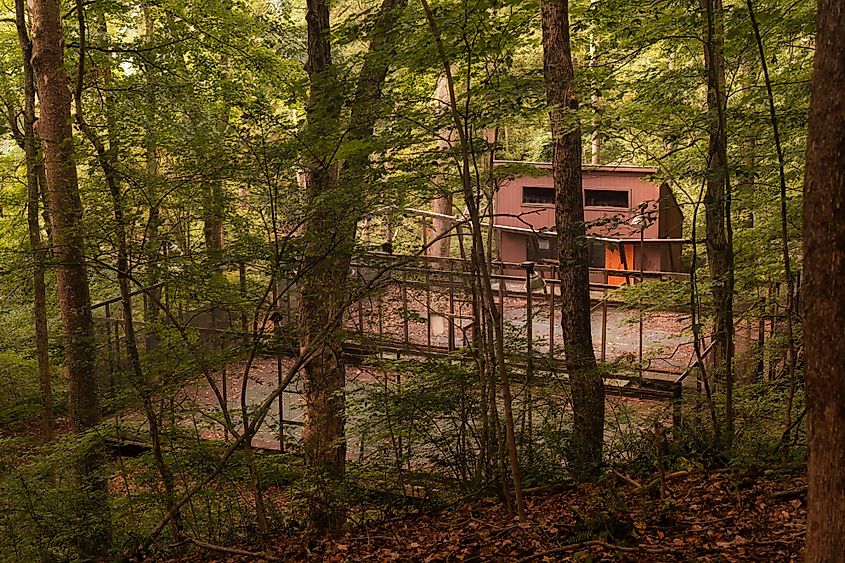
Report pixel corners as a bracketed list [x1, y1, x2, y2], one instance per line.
[495, 166, 662, 238]
[494, 164, 667, 270]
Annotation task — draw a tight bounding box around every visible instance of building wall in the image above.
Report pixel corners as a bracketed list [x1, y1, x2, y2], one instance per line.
[494, 163, 681, 283]
[494, 165, 663, 239]
[658, 182, 684, 271]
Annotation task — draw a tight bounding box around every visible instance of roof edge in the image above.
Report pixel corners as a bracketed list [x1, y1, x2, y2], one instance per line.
[493, 159, 658, 174]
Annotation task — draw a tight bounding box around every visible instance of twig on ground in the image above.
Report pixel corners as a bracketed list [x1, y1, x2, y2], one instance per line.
[522, 483, 575, 496]
[187, 537, 281, 561]
[770, 486, 807, 500]
[611, 467, 643, 488]
[636, 470, 690, 493]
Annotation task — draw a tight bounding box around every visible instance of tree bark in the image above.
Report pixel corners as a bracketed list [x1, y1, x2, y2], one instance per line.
[27, 0, 110, 553]
[346, 0, 407, 146]
[300, 0, 348, 534]
[203, 180, 225, 253]
[142, 5, 163, 351]
[14, 0, 54, 441]
[541, 0, 604, 480]
[203, 73, 228, 259]
[297, 0, 407, 535]
[701, 0, 735, 448]
[803, 0, 845, 559]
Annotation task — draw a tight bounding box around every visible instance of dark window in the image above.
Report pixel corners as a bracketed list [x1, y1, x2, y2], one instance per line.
[587, 241, 606, 268]
[584, 189, 629, 208]
[523, 186, 555, 204]
[526, 236, 557, 261]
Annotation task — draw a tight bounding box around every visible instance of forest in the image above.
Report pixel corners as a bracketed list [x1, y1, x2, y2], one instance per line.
[0, 0, 841, 559]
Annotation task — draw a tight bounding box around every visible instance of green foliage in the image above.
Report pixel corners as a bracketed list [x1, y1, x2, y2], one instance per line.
[0, 0, 816, 552]
[0, 353, 62, 427]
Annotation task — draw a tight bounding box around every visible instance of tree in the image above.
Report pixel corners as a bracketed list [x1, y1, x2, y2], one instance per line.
[701, 0, 735, 450]
[298, 0, 409, 533]
[540, 0, 604, 479]
[142, 4, 163, 351]
[27, 0, 110, 553]
[12, 0, 53, 440]
[73, 0, 182, 538]
[803, 0, 845, 558]
[427, 72, 456, 260]
[298, 0, 355, 534]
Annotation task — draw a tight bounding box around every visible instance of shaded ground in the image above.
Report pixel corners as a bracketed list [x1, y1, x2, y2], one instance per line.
[348, 285, 694, 378]
[170, 467, 807, 561]
[173, 292, 695, 450]
[177, 358, 379, 451]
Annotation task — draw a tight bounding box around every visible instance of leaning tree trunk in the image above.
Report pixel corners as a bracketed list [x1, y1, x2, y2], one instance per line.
[74, 3, 183, 538]
[14, 0, 53, 440]
[419, 0, 527, 519]
[803, 0, 845, 559]
[701, 0, 735, 448]
[541, 0, 604, 480]
[28, 0, 110, 553]
[345, 0, 407, 204]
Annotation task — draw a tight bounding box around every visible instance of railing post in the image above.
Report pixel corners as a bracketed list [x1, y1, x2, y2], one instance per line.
[278, 353, 285, 453]
[601, 295, 608, 363]
[105, 302, 115, 403]
[402, 275, 409, 350]
[425, 268, 432, 349]
[522, 262, 534, 385]
[498, 262, 505, 335]
[448, 271, 455, 351]
[549, 266, 555, 359]
[522, 262, 535, 455]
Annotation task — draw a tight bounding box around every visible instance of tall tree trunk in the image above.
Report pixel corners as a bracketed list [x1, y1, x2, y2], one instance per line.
[300, 0, 348, 534]
[27, 0, 111, 553]
[803, 0, 845, 559]
[344, 0, 408, 225]
[701, 0, 735, 448]
[745, 0, 799, 451]
[541, 0, 604, 480]
[346, 0, 407, 149]
[299, 0, 406, 534]
[203, 75, 229, 260]
[14, 0, 53, 441]
[143, 5, 162, 351]
[588, 0, 600, 166]
[203, 180, 225, 253]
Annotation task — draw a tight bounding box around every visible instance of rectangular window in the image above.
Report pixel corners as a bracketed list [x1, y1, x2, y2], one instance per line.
[587, 241, 606, 268]
[584, 189, 629, 208]
[526, 236, 557, 261]
[523, 186, 555, 204]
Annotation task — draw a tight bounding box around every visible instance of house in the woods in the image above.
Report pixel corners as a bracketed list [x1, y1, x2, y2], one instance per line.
[493, 161, 684, 286]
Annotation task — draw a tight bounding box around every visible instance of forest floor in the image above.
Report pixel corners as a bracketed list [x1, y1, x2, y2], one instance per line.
[174, 465, 807, 562]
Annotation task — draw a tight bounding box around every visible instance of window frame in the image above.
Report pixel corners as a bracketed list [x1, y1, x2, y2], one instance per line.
[583, 188, 632, 210]
[522, 186, 556, 206]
